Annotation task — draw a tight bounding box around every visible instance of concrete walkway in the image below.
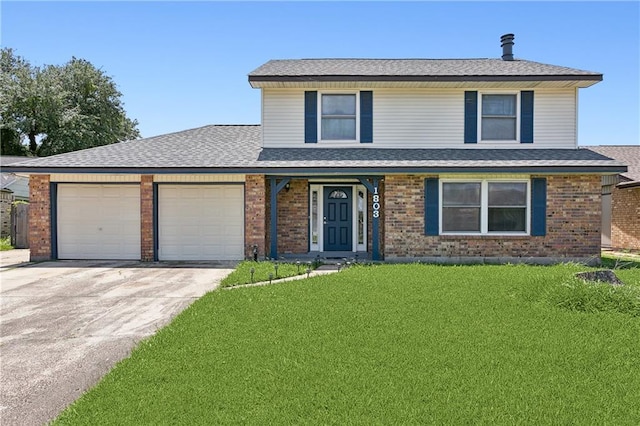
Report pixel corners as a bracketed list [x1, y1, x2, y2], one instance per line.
[0, 249, 30, 271]
[0, 260, 233, 426]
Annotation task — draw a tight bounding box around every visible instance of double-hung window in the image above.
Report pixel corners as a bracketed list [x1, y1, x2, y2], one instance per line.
[441, 180, 528, 234]
[464, 90, 534, 144]
[305, 91, 373, 143]
[321, 94, 357, 140]
[481, 94, 517, 141]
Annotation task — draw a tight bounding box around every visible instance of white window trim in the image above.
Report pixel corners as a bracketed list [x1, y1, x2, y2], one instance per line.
[478, 91, 520, 144]
[439, 179, 530, 235]
[318, 91, 360, 143]
[309, 184, 367, 252]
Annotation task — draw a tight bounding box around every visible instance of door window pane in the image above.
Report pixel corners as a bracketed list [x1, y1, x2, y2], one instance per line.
[358, 190, 365, 245]
[311, 191, 318, 244]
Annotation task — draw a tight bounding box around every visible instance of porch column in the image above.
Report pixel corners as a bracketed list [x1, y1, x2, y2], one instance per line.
[358, 177, 382, 261]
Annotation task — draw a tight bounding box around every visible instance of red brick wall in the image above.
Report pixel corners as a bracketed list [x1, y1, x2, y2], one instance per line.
[611, 186, 640, 250]
[277, 179, 309, 255]
[245, 174, 267, 259]
[384, 174, 602, 261]
[140, 175, 154, 261]
[29, 175, 51, 261]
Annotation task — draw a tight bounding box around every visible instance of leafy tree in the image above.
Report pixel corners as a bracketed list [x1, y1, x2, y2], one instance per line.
[0, 48, 139, 156]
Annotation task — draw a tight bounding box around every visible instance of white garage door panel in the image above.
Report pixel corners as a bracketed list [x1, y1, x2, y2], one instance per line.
[159, 185, 244, 260]
[57, 184, 141, 259]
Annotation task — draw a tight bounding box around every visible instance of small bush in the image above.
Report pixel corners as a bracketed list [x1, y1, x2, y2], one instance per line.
[547, 278, 640, 316]
[0, 237, 13, 251]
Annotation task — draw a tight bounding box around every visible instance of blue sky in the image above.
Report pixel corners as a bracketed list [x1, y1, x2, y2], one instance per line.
[2, 1, 638, 146]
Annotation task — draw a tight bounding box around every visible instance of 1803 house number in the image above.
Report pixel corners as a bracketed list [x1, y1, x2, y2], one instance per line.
[372, 186, 381, 218]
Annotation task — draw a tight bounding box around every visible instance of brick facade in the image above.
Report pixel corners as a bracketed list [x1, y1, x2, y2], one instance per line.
[276, 179, 309, 255]
[611, 186, 640, 250]
[24, 172, 606, 263]
[384, 174, 602, 262]
[140, 175, 154, 261]
[28, 175, 51, 261]
[245, 174, 267, 259]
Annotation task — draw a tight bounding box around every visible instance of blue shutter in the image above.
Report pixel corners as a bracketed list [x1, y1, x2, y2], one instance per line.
[424, 178, 439, 236]
[464, 91, 478, 143]
[520, 91, 534, 143]
[531, 178, 547, 236]
[304, 91, 317, 143]
[360, 91, 373, 143]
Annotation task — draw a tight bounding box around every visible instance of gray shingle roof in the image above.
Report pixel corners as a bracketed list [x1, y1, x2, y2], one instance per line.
[5, 125, 262, 169]
[249, 58, 601, 80]
[2, 125, 625, 174]
[587, 145, 640, 182]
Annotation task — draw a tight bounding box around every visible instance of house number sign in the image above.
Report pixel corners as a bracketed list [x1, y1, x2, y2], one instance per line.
[372, 186, 381, 218]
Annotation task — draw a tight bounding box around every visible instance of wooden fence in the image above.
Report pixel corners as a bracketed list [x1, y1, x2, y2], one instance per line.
[11, 203, 29, 249]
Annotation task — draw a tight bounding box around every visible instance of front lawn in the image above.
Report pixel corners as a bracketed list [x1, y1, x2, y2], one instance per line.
[55, 263, 640, 424]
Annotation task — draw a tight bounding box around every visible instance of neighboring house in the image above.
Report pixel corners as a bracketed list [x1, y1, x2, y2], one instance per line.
[1, 156, 30, 201]
[1, 156, 31, 238]
[4, 34, 626, 264]
[588, 146, 640, 251]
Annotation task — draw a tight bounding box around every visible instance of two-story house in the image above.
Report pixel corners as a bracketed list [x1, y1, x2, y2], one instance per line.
[6, 34, 626, 264]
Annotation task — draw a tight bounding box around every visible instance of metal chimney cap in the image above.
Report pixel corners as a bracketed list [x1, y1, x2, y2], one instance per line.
[501, 33, 515, 43]
[501, 33, 515, 61]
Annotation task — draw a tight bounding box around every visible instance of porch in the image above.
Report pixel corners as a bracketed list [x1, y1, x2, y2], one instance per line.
[260, 175, 383, 261]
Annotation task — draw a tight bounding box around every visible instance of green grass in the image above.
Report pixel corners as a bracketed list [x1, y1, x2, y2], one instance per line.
[55, 263, 640, 425]
[220, 260, 315, 287]
[602, 251, 640, 269]
[0, 237, 13, 251]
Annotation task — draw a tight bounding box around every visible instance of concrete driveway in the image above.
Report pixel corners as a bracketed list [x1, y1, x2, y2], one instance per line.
[0, 260, 234, 426]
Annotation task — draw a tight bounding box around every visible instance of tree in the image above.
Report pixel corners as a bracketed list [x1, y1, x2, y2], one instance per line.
[0, 48, 139, 156]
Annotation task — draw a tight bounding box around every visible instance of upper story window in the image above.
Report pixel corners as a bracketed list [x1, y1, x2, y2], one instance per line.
[464, 90, 533, 144]
[481, 94, 517, 141]
[321, 94, 357, 140]
[304, 91, 373, 144]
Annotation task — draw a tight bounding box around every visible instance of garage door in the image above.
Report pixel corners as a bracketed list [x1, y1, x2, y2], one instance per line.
[158, 185, 244, 260]
[57, 184, 141, 259]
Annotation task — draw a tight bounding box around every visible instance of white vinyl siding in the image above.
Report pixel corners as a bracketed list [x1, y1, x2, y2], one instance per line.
[261, 88, 577, 149]
[57, 184, 141, 259]
[262, 89, 305, 147]
[533, 89, 577, 148]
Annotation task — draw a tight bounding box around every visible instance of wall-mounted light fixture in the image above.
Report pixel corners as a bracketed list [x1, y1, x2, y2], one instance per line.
[285, 182, 291, 192]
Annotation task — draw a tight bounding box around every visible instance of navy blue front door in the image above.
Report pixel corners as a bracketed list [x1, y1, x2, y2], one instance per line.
[324, 187, 352, 251]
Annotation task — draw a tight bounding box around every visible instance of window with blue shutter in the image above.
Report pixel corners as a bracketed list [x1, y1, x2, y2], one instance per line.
[424, 178, 439, 235]
[304, 91, 317, 143]
[531, 177, 547, 236]
[360, 91, 373, 143]
[466, 91, 535, 143]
